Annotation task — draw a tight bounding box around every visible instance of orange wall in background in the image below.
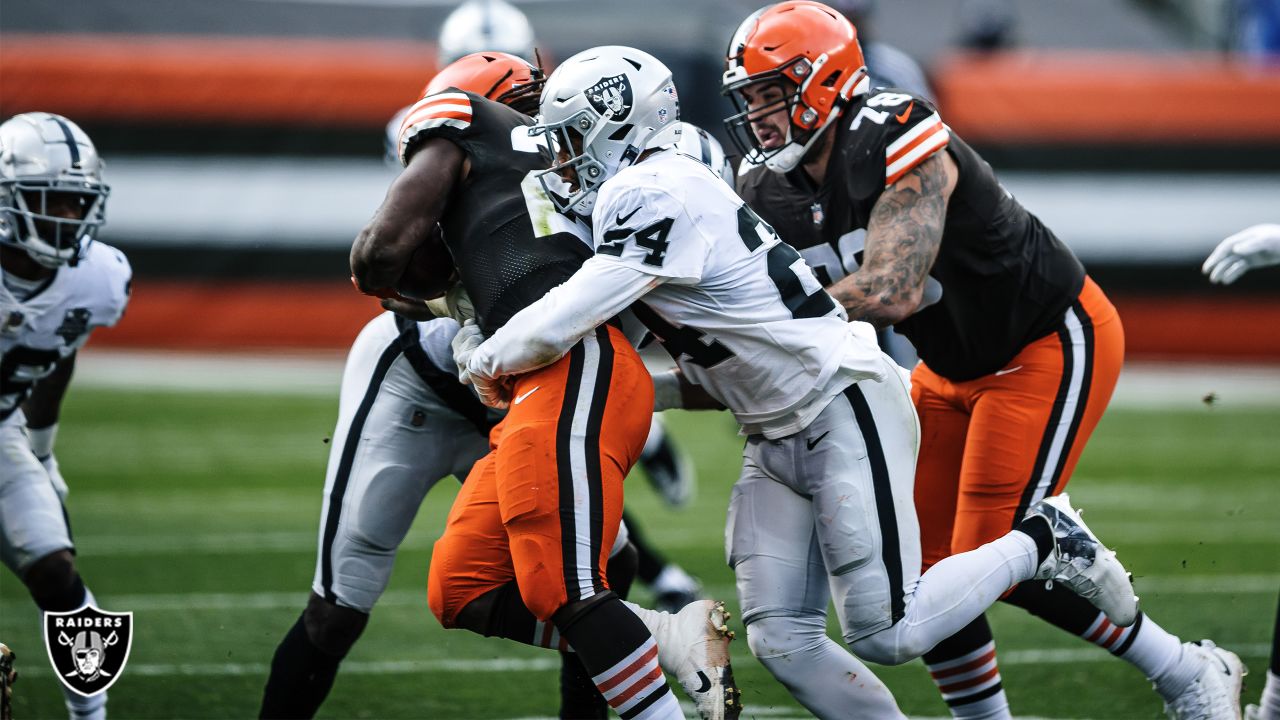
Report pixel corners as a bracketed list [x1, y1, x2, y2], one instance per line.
[0, 34, 436, 125]
[933, 51, 1280, 144]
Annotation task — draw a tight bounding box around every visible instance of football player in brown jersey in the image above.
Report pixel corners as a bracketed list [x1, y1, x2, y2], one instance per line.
[724, 2, 1243, 718]
[351, 49, 736, 720]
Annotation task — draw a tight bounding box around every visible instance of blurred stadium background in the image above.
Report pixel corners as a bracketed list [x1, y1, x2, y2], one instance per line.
[2, 0, 1279, 717]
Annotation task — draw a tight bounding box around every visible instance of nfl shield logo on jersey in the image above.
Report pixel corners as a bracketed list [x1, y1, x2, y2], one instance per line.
[586, 74, 633, 121]
[43, 606, 133, 696]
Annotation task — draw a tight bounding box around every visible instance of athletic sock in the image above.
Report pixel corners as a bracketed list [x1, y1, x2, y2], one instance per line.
[259, 613, 343, 719]
[555, 595, 680, 720]
[922, 615, 1011, 719]
[1004, 583, 1195, 699]
[1012, 514, 1054, 567]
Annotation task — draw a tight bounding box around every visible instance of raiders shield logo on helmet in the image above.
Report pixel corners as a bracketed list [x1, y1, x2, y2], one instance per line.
[43, 606, 133, 696]
[585, 75, 633, 121]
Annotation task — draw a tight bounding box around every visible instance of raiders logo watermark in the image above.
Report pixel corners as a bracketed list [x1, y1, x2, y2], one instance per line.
[585, 74, 633, 121]
[43, 606, 133, 696]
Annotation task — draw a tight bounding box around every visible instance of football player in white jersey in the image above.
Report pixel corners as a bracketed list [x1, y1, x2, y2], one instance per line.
[1203, 224, 1280, 720]
[0, 112, 131, 720]
[460, 47, 1142, 717]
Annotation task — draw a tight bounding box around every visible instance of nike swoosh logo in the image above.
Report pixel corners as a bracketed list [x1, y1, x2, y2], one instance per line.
[994, 365, 1023, 376]
[694, 671, 712, 693]
[806, 430, 830, 451]
[513, 386, 541, 404]
[615, 206, 641, 225]
[895, 101, 914, 124]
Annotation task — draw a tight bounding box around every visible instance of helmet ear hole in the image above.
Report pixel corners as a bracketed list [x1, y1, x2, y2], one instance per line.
[608, 124, 634, 141]
[821, 70, 842, 88]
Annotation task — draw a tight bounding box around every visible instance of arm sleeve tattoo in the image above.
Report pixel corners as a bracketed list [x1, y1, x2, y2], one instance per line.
[828, 152, 948, 327]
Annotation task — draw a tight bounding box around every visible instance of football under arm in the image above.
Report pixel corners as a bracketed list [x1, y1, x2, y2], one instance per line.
[350, 137, 465, 295]
[468, 257, 663, 379]
[826, 150, 957, 327]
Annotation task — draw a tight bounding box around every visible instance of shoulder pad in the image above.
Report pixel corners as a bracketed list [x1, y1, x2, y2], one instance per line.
[397, 89, 475, 166]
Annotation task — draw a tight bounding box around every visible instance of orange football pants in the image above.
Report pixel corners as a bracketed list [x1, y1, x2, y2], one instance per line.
[428, 325, 653, 624]
[914, 276, 1124, 570]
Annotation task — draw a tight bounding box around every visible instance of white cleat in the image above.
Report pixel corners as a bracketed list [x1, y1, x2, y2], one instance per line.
[1163, 640, 1245, 720]
[1027, 492, 1138, 626]
[644, 599, 742, 720]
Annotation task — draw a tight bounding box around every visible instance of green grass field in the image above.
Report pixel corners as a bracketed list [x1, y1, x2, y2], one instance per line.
[1, 385, 1277, 719]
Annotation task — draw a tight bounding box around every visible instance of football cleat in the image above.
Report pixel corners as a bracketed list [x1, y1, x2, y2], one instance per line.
[643, 600, 742, 720]
[639, 433, 696, 508]
[0, 642, 15, 720]
[1162, 640, 1245, 720]
[1027, 493, 1138, 627]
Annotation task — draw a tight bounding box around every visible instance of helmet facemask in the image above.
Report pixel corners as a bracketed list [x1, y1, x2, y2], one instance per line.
[529, 109, 613, 215]
[723, 56, 859, 173]
[0, 178, 108, 268]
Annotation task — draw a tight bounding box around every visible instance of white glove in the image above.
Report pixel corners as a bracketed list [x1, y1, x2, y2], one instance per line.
[41, 454, 69, 503]
[450, 319, 485, 385]
[1203, 223, 1280, 285]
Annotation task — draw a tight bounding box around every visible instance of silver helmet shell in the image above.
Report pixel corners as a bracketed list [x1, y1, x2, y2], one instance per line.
[529, 46, 679, 216]
[0, 113, 109, 268]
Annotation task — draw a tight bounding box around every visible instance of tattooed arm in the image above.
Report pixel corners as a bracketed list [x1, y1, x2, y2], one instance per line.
[826, 150, 958, 327]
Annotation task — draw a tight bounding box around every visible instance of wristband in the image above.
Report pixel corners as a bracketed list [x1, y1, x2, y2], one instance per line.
[652, 370, 683, 412]
[27, 423, 57, 459]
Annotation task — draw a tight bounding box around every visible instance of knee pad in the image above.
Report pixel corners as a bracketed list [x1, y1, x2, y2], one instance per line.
[24, 551, 85, 612]
[302, 592, 369, 658]
[745, 614, 829, 661]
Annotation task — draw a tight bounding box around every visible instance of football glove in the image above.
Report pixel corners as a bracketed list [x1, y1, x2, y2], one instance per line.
[450, 319, 485, 385]
[1203, 223, 1280, 285]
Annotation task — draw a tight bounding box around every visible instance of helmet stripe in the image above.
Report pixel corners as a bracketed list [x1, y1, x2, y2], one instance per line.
[48, 114, 82, 168]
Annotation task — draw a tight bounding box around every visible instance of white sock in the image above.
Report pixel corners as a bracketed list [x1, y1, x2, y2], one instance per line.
[1259, 670, 1280, 719]
[925, 642, 1012, 719]
[850, 532, 1037, 665]
[1096, 613, 1197, 699]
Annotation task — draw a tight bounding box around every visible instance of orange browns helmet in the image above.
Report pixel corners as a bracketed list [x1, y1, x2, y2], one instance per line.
[422, 51, 545, 116]
[722, 1, 869, 172]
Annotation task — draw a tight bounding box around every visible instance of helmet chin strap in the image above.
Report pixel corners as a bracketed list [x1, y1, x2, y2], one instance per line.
[764, 104, 842, 173]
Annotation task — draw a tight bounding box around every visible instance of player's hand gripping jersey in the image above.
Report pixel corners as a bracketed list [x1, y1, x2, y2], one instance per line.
[737, 90, 1087, 381]
[0, 241, 130, 424]
[398, 89, 592, 333]
[472, 150, 889, 438]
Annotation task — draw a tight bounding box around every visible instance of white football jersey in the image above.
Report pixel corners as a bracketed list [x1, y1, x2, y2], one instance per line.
[0, 241, 132, 425]
[593, 150, 887, 437]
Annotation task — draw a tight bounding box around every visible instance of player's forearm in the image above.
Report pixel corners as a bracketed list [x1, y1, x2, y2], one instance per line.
[22, 353, 75, 429]
[469, 259, 659, 378]
[828, 154, 948, 326]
